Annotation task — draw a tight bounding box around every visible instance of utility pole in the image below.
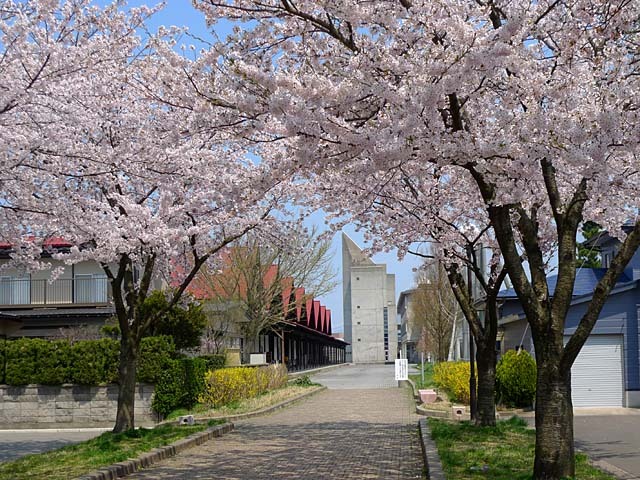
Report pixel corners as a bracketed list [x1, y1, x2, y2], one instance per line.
[467, 246, 477, 422]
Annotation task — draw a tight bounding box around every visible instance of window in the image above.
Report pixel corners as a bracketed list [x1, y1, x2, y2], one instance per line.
[383, 307, 389, 360]
[75, 274, 108, 303]
[0, 276, 30, 305]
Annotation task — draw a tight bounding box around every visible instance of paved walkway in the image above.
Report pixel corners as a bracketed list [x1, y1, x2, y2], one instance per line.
[129, 364, 423, 479]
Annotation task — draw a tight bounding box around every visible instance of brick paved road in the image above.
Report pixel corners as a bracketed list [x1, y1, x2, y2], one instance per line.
[129, 365, 423, 479]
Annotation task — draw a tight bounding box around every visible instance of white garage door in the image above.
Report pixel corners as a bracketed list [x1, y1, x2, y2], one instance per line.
[565, 334, 624, 407]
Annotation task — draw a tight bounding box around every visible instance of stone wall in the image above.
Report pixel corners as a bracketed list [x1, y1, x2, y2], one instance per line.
[0, 384, 156, 427]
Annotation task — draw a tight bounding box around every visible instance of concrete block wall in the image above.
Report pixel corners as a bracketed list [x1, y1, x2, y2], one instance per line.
[0, 384, 155, 427]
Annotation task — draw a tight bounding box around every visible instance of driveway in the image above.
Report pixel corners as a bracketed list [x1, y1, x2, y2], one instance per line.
[0, 428, 106, 463]
[573, 414, 640, 479]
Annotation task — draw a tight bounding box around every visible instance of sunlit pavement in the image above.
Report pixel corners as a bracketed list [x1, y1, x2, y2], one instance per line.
[128, 364, 423, 479]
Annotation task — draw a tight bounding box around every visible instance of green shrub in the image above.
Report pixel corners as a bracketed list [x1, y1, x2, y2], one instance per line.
[35, 339, 71, 384]
[152, 359, 185, 417]
[496, 350, 537, 407]
[151, 357, 209, 417]
[291, 375, 317, 387]
[433, 361, 474, 404]
[200, 364, 288, 408]
[68, 338, 119, 385]
[137, 336, 176, 384]
[198, 354, 226, 371]
[182, 357, 208, 409]
[5, 338, 38, 385]
[1, 336, 179, 387]
[0, 340, 5, 384]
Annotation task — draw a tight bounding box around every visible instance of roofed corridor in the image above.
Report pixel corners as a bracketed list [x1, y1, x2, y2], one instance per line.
[128, 364, 423, 479]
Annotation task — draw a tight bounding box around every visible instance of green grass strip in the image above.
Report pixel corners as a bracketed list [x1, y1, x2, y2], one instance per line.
[0, 421, 223, 480]
[410, 362, 436, 389]
[428, 417, 615, 480]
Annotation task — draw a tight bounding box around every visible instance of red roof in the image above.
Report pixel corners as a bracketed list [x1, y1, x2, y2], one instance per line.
[0, 236, 72, 249]
[184, 248, 335, 337]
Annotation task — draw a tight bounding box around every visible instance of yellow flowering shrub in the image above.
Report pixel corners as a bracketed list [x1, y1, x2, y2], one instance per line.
[200, 364, 288, 407]
[433, 361, 475, 404]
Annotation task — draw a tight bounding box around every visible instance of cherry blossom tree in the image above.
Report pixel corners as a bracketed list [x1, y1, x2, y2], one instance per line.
[0, 0, 288, 432]
[195, 0, 640, 477]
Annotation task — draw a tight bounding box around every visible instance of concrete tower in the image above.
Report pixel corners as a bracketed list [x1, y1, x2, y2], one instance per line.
[342, 233, 397, 363]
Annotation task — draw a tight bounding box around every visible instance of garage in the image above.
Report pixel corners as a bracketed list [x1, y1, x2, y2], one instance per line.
[565, 334, 624, 408]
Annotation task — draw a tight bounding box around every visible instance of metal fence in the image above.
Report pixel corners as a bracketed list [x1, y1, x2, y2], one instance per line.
[0, 277, 109, 306]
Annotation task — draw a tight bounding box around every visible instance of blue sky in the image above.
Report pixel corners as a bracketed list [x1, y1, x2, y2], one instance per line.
[98, 0, 425, 332]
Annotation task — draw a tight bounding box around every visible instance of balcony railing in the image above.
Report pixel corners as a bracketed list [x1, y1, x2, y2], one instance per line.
[0, 277, 109, 307]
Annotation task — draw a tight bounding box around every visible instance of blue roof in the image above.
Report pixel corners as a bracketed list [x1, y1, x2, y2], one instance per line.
[498, 268, 635, 299]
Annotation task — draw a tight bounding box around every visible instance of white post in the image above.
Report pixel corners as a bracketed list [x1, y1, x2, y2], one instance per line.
[421, 352, 425, 385]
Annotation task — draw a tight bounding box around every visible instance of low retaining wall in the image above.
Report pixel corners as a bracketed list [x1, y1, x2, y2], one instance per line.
[0, 384, 156, 427]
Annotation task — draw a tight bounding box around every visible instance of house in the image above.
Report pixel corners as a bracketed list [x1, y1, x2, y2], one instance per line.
[342, 233, 397, 363]
[397, 288, 421, 363]
[499, 230, 640, 408]
[0, 239, 115, 338]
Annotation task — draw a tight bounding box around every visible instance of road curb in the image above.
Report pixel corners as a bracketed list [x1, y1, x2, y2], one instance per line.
[416, 404, 451, 418]
[288, 363, 351, 379]
[589, 458, 640, 480]
[418, 418, 446, 480]
[76, 422, 234, 480]
[407, 378, 457, 419]
[0, 427, 111, 433]
[575, 446, 640, 480]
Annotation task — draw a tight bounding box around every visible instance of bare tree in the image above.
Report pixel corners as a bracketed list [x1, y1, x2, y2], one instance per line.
[200, 303, 244, 355]
[194, 228, 337, 362]
[52, 324, 103, 343]
[410, 262, 455, 362]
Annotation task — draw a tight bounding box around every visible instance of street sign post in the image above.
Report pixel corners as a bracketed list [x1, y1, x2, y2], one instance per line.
[395, 358, 408, 384]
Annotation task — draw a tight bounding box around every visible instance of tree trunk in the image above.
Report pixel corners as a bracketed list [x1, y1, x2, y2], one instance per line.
[533, 356, 575, 479]
[113, 335, 138, 433]
[243, 334, 259, 364]
[475, 340, 497, 427]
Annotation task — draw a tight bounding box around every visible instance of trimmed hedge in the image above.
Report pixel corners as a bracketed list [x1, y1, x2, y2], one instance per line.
[152, 357, 209, 417]
[5, 338, 40, 385]
[137, 336, 176, 384]
[200, 364, 288, 408]
[69, 338, 119, 385]
[1, 336, 175, 386]
[36, 339, 72, 384]
[182, 357, 208, 408]
[0, 340, 4, 384]
[496, 350, 537, 407]
[1, 335, 225, 417]
[152, 359, 185, 417]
